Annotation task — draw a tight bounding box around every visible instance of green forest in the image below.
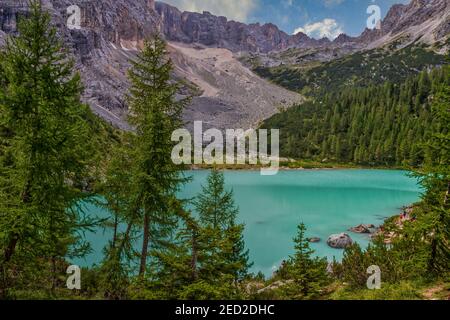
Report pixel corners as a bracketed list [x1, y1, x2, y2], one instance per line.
[0, 2, 449, 300]
[262, 66, 450, 166]
[254, 43, 448, 95]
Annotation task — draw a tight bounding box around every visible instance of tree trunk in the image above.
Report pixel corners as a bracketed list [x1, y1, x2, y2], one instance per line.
[191, 232, 198, 281]
[116, 194, 143, 258]
[3, 234, 19, 265]
[1, 185, 30, 266]
[139, 213, 150, 277]
[429, 238, 437, 272]
[112, 212, 119, 249]
[51, 256, 57, 293]
[444, 181, 450, 206]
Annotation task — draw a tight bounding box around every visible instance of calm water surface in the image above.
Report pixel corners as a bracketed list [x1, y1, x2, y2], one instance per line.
[75, 169, 422, 277]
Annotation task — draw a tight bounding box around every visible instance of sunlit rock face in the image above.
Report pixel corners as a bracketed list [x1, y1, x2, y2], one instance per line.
[0, 0, 162, 130]
[0, 0, 448, 130]
[154, 1, 327, 53]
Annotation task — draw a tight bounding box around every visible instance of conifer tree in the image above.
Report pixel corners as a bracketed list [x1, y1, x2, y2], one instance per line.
[121, 35, 189, 278]
[195, 169, 238, 229]
[416, 82, 450, 275]
[147, 206, 199, 299]
[0, 1, 96, 297]
[97, 141, 135, 299]
[194, 169, 252, 282]
[282, 223, 329, 299]
[262, 66, 449, 166]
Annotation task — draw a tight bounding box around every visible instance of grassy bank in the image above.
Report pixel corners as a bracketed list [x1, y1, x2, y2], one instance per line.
[191, 159, 410, 171]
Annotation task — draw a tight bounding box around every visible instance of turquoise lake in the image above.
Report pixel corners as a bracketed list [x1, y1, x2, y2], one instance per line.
[75, 169, 422, 277]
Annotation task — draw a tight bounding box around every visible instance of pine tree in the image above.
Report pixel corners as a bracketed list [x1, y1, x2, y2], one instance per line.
[224, 222, 253, 282]
[96, 141, 134, 299]
[147, 206, 199, 299]
[0, 1, 96, 297]
[416, 82, 450, 275]
[194, 169, 252, 282]
[262, 66, 449, 166]
[195, 169, 238, 229]
[281, 223, 329, 299]
[120, 35, 189, 278]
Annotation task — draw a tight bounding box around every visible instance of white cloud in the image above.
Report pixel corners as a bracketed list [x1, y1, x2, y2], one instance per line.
[164, 0, 259, 22]
[293, 18, 344, 40]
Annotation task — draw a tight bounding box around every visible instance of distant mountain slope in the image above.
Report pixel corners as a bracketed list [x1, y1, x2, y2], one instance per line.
[156, 0, 450, 53]
[0, 0, 305, 130]
[0, 0, 448, 130]
[169, 43, 302, 130]
[359, 0, 450, 49]
[253, 43, 448, 94]
[155, 1, 332, 53]
[261, 66, 450, 166]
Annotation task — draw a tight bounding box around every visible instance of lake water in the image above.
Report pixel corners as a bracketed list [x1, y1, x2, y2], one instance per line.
[74, 169, 422, 277]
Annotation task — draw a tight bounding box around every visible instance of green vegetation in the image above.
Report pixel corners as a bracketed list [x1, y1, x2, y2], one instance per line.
[262, 66, 450, 166]
[0, 2, 448, 300]
[0, 2, 99, 299]
[327, 85, 449, 295]
[330, 281, 423, 300]
[253, 81, 449, 299]
[253, 41, 450, 299]
[0, 3, 252, 300]
[255, 44, 447, 95]
[274, 223, 330, 300]
[413, 81, 450, 274]
[136, 168, 252, 300]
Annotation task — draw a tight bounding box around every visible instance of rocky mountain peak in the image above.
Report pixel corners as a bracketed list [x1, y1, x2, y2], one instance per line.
[154, 1, 329, 53]
[148, 0, 156, 11]
[0, 0, 448, 130]
[358, 0, 449, 46]
[333, 33, 356, 45]
[410, 0, 429, 9]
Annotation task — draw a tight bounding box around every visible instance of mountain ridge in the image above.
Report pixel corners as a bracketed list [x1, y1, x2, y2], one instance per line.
[155, 0, 449, 53]
[0, 0, 448, 130]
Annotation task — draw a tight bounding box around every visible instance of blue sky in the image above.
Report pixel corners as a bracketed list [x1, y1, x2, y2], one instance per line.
[163, 0, 411, 39]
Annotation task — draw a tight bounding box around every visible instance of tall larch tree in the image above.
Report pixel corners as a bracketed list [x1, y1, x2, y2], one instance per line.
[125, 35, 189, 278]
[0, 1, 96, 297]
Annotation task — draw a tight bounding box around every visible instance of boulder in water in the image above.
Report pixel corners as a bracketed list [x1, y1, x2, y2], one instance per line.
[349, 224, 373, 234]
[307, 237, 321, 243]
[327, 233, 353, 249]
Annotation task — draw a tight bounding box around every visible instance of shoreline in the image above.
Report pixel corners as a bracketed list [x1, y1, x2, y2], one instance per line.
[189, 164, 410, 172]
[187, 158, 411, 172]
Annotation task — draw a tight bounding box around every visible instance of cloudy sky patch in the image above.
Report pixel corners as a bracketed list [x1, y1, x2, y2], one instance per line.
[294, 18, 344, 39]
[163, 0, 410, 39]
[164, 0, 259, 22]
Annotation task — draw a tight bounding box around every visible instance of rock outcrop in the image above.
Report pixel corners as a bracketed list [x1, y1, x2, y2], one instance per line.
[0, 0, 163, 130]
[349, 224, 375, 234]
[307, 237, 321, 243]
[357, 0, 450, 47]
[156, 0, 450, 51]
[0, 0, 304, 130]
[0, 0, 448, 130]
[155, 1, 329, 53]
[327, 233, 353, 249]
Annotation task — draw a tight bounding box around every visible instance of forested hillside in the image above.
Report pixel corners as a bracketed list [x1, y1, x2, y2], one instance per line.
[262, 65, 450, 166]
[255, 44, 448, 95]
[0, 2, 449, 301]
